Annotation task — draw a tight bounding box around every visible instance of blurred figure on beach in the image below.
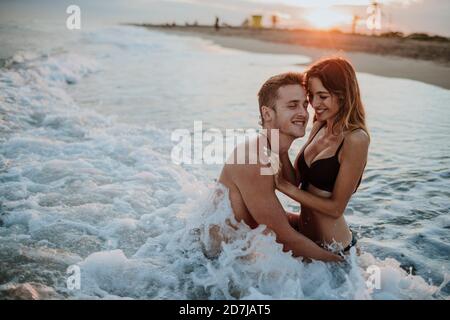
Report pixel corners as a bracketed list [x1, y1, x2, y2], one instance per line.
[215, 16, 220, 31]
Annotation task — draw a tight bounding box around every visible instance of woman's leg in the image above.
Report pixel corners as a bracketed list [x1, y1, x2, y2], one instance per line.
[286, 211, 300, 231]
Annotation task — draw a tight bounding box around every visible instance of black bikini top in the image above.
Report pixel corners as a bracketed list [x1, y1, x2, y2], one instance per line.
[297, 124, 362, 193]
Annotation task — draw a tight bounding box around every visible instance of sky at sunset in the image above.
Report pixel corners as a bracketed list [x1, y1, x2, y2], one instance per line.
[1, 0, 449, 36]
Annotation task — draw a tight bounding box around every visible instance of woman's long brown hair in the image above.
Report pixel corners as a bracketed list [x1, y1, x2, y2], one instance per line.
[304, 57, 369, 138]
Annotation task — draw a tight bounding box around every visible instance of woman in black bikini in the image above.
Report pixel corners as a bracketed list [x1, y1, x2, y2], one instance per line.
[275, 57, 370, 254]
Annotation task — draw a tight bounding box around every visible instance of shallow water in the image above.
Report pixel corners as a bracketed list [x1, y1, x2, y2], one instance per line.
[0, 23, 449, 299]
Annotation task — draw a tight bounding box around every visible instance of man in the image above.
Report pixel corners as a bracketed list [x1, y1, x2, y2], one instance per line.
[218, 72, 341, 262]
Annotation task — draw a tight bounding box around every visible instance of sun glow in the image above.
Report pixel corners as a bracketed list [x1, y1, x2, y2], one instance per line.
[304, 8, 352, 30]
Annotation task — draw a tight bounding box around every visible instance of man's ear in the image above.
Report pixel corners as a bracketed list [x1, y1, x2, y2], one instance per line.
[261, 105, 274, 124]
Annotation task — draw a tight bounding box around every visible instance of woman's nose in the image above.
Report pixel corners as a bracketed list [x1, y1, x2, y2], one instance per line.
[311, 100, 321, 109]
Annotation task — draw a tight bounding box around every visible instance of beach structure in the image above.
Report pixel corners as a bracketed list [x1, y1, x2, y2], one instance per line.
[352, 15, 361, 34]
[366, 1, 382, 34]
[251, 15, 263, 28]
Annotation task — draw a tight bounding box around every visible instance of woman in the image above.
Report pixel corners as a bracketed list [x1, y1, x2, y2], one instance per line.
[275, 57, 370, 254]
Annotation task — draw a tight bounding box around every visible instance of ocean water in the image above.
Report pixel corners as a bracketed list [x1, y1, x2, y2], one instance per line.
[0, 23, 449, 299]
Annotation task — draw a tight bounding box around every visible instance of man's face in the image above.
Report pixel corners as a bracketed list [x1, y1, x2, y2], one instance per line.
[272, 84, 309, 138]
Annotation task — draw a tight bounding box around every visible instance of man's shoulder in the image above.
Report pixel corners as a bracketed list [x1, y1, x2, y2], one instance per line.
[224, 137, 273, 183]
[225, 136, 270, 166]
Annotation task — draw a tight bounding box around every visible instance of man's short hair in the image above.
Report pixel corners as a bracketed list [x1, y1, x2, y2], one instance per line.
[257, 72, 304, 126]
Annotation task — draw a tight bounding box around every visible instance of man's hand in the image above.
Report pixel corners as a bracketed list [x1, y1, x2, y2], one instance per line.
[274, 162, 293, 193]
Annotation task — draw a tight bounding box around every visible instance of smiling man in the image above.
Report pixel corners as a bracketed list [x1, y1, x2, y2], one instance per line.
[218, 72, 341, 262]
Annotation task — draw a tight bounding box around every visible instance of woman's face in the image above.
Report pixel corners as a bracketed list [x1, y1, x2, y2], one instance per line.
[308, 77, 340, 122]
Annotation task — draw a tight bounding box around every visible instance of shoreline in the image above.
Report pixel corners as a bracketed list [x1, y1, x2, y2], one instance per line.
[135, 25, 450, 90]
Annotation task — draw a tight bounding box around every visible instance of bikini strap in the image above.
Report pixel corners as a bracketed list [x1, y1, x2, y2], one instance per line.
[335, 139, 345, 156]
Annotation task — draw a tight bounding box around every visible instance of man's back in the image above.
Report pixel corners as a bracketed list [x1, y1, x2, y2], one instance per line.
[218, 137, 266, 229]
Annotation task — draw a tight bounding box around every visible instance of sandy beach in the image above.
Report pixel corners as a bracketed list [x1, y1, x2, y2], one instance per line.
[136, 25, 450, 90]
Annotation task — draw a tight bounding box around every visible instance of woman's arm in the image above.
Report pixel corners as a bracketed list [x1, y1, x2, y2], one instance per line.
[276, 130, 369, 219]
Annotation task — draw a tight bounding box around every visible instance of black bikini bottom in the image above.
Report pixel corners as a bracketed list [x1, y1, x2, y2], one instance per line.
[343, 230, 358, 252]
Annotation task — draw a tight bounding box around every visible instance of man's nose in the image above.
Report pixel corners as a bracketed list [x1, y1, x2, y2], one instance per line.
[296, 105, 308, 117]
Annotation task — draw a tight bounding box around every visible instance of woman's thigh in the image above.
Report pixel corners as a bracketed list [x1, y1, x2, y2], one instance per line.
[286, 211, 300, 231]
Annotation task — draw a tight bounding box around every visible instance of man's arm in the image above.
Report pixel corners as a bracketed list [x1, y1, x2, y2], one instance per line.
[231, 163, 341, 262]
[279, 152, 298, 186]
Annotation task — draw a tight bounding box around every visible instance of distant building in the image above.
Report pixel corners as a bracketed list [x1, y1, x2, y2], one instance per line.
[251, 15, 263, 28]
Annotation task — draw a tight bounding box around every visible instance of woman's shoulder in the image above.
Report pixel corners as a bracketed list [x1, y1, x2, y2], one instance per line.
[344, 128, 370, 148]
